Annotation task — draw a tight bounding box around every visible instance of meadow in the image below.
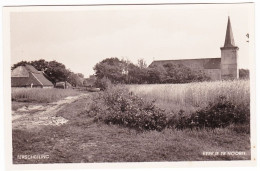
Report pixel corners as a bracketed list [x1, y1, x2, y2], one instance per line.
[12, 88, 81, 103]
[13, 91, 251, 163]
[12, 80, 251, 163]
[126, 80, 250, 114]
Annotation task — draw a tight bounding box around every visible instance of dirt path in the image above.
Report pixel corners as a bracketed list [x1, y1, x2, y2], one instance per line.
[12, 94, 88, 130]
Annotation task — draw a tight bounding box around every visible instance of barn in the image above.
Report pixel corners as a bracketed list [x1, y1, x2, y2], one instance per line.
[11, 64, 54, 88]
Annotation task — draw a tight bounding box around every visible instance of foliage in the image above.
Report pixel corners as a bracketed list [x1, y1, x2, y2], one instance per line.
[86, 84, 249, 132]
[159, 63, 210, 83]
[127, 63, 148, 84]
[137, 58, 147, 69]
[94, 77, 112, 90]
[93, 58, 127, 84]
[167, 96, 250, 130]
[44, 61, 69, 83]
[67, 72, 84, 87]
[88, 86, 168, 131]
[146, 65, 167, 84]
[11, 60, 31, 70]
[94, 57, 210, 84]
[239, 69, 250, 79]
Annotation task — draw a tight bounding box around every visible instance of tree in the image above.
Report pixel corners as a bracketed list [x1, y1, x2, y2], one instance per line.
[127, 63, 143, 84]
[44, 60, 69, 83]
[77, 73, 84, 78]
[11, 61, 29, 70]
[141, 62, 210, 84]
[239, 69, 250, 79]
[94, 57, 127, 84]
[30, 59, 49, 71]
[146, 65, 167, 84]
[67, 72, 83, 87]
[137, 58, 147, 69]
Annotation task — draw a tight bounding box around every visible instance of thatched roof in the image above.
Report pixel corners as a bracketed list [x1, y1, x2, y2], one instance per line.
[11, 64, 53, 87]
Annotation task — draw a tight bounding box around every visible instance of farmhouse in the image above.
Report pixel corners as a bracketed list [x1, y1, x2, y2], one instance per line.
[150, 17, 239, 80]
[11, 64, 54, 88]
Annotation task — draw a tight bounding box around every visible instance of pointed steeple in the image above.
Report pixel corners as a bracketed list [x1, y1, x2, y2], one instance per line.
[223, 17, 236, 48]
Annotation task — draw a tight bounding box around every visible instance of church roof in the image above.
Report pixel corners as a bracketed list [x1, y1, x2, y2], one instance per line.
[150, 58, 221, 69]
[223, 17, 237, 48]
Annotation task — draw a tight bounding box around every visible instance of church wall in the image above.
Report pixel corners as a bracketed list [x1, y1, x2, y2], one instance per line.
[221, 48, 238, 79]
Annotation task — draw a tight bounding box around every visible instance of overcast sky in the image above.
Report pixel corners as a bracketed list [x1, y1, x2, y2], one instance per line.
[10, 3, 254, 77]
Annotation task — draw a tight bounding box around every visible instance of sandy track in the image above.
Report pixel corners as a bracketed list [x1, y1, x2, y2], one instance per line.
[12, 94, 88, 130]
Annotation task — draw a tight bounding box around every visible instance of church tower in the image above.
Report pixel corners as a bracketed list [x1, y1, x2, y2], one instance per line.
[220, 17, 239, 80]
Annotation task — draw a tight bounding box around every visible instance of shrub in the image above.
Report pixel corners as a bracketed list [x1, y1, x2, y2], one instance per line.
[88, 86, 167, 131]
[168, 96, 250, 130]
[85, 86, 250, 132]
[239, 69, 250, 79]
[94, 77, 112, 90]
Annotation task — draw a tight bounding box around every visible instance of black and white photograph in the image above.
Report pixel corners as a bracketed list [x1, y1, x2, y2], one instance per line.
[2, 1, 256, 170]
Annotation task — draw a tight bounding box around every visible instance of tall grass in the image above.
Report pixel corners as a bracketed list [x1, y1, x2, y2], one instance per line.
[12, 88, 81, 103]
[126, 80, 250, 113]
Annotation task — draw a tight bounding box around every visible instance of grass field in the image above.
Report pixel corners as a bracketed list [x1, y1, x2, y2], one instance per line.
[12, 94, 251, 163]
[12, 88, 81, 103]
[126, 80, 250, 114]
[12, 80, 251, 163]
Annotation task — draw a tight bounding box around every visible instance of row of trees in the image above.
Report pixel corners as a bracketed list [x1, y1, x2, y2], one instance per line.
[12, 59, 84, 87]
[13, 58, 250, 87]
[93, 57, 210, 84]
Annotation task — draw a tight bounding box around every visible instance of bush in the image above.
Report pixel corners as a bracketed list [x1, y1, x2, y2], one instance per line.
[239, 69, 250, 79]
[85, 87, 249, 132]
[88, 86, 167, 131]
[168, 96, 250, 130]
[94, 77, 112, 90]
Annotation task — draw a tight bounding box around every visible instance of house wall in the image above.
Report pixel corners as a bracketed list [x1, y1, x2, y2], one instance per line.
[11, 77, 29, 87]
[42, 86, 53, 88]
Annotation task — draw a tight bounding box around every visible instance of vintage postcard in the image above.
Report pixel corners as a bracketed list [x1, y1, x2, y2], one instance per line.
[3, 3, 256, 170]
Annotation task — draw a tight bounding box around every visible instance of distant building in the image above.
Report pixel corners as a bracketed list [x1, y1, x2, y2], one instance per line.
[150, 17, 239, 80]
[55, 81, 72, 89]
[11, 64, 54, 88]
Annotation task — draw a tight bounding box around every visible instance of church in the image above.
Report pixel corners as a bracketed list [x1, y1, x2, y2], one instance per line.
[150, 17, 239, 81]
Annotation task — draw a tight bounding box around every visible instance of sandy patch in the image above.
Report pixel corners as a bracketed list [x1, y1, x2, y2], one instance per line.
[12, 94, 87, 130]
